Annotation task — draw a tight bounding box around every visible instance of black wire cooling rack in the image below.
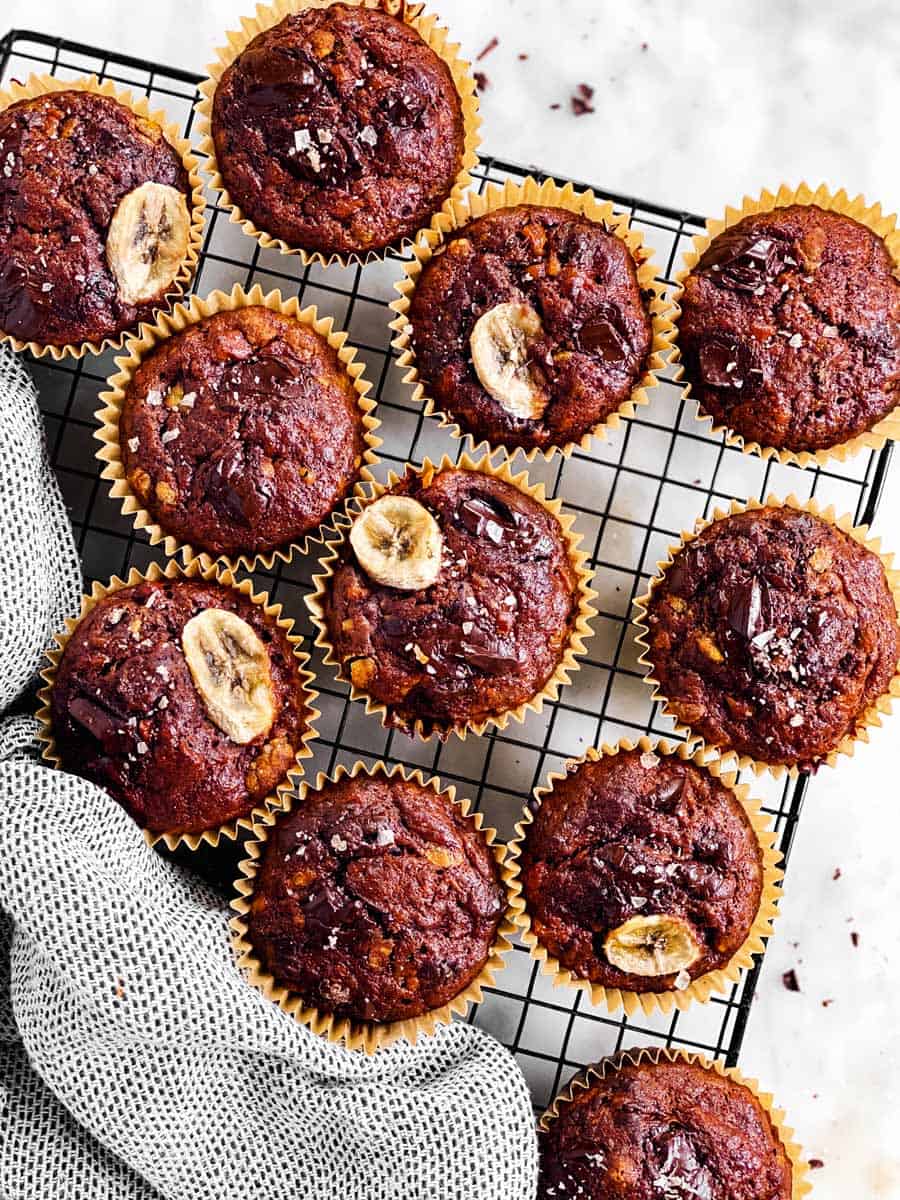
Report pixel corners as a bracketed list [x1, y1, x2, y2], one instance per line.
[2, 27, 894, 1112]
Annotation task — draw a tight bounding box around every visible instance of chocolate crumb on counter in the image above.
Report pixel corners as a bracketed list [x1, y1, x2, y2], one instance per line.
[474, 71, 489, 93]
[851, 931, 860, 947]
[571, 82, 595, 115]
[247, 771, 506, 1024]
[476, 36, 499, 60]
[782, 968, 801, 992]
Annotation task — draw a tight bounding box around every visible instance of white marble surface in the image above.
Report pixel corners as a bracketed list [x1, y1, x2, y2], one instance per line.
[4, 1, 899, 1194]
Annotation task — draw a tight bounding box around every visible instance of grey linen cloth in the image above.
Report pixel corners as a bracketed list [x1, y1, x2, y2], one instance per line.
[0, 342, 538, 1199]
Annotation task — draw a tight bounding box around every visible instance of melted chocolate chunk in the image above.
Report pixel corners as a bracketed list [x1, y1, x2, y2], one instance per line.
[699, 231, 787, 293]
[454, 639, 521, 674]
[301, 881, 360, 943]
[698, 338, 746, 388]
[648, 775, 685, 811]
[457, 490, 520, 544]
[727, 577, 765, 639]
[0, 259, 34, 335]
[579, 315, 630, 362]
[648, 1128, 715, 1200]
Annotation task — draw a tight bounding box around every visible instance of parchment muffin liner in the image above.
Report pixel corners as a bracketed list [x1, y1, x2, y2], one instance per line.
[194, 0, 481, 269]
[670, 181, 900, 470]
[95, 283, 381, 576]
[633, 493, 900, 779]
[0, 73, 206, 362]
[389, 174, 675, 463]
[35, 557, 320, 852]
[538, 1045, 811, 1198]
[503, 735, 782, 1017]
[305, 450, 598, 742]
[230, 757, 520, 1053]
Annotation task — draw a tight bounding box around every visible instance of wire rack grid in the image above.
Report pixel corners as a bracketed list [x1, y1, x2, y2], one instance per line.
[1, 27, 894, 1113]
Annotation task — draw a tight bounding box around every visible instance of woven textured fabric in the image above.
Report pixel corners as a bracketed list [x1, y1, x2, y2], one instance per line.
[0, 347, 539, 1199]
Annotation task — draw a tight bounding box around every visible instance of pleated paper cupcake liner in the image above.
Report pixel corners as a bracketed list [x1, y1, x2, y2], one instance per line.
[36, 557, 320, 852]
[670, 181, 900, 469]
[633, 493, 900, 778]
[195, 0, 481, 268]
[95, 283, 381, 575]
[0, 73, 205, 361]
[538, 1045, 811, 1198]
[389, 174, 675, 463]
[230, 758, 519, 1052]
[305, 450, 597, 741]
[503, 735, 782, 1016]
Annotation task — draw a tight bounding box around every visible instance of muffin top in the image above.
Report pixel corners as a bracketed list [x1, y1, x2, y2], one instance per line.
[520, 749, 764, 994]
[678, 204, 900, 453]
[408, 204, 654, 451]
[539, 1057, 793, 1200]
[120, 306, 367, 558]
[247, 772, 506, 1024]
[211, 3, 465, 256]
[0, 89, 192, 347]
[644, 506, 900, 770]
[323, 467, 580, 736]
[50, 579, 311, 835]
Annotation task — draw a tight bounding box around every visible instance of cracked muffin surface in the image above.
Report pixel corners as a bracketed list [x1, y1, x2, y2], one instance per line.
[0, 89, 191, 346]
[247, 772, 506, 1024]
[50, 579, 312, 834]
[644, 506, 900, 770]
[539, 1057, 793, 1200]
[520, 749, 764, 994]
[323, 467, 580, 736]
[678, 204, 900, 453]
[120, 305, 367, 558]
[409, 204, 654, 451]
[211, 3, 465, 256]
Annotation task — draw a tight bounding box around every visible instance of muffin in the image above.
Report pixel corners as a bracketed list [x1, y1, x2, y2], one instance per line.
[677, 203, 900, 454]
[49, 577, 313, 836]
[118, 305, 370, 559]
[640, 504, 900, 771]
[316, 463, 585, 737]
[243, 769, 507, 1026]
[406, 204, 654, 452]
[539, 1055, 794, 1200]
[0, 87, 194, 348]
[209, 2, 467, 257]
[518, 747, 765, 995]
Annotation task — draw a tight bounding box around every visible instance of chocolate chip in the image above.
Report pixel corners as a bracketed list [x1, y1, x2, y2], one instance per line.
[782, 968, 801, 992]
[850, 931, 860, 947]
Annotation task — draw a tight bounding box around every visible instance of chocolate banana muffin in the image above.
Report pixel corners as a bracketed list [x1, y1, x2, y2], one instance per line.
[320, 466, 582, 736]
[678, 204, 900, 453]
[408, 204, 654, 451]
[211, 3, 466, 257]
[539, 1056, 794, 1200]
[50, 578, 312, 835]
[643, 505, 900, 770]
[246, 771, 506, 1024]
[120, 306, 368, 558]
[520, 749, 764, 994]
[0, 88, 192, 348]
